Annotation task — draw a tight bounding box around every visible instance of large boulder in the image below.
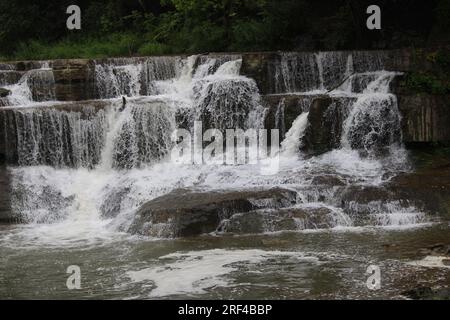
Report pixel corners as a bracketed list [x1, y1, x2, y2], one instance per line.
[128, 187, 298, 238]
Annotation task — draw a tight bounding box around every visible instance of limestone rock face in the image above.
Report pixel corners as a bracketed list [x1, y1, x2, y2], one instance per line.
[0, 166, 12, 223]
[262, 94, 314, 140]
[221, 206, 336, 234]
[0, 71, 23, 86]
[397, 94, 450, 145]
[0, 88, 11, 98]
[301, 96, 354, 155]
[241, 52, 279, 95]
[128, 187, 298, 238]
[52, 59, 96, 101]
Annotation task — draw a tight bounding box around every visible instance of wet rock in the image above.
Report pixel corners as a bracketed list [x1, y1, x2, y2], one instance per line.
[381, 243, 399, 249]
[221, 206, 336, 234]
[240, 52, 279, 95]
[338, 185, 433, 226]
[100, 186, 131, 218]
[301, 96, 355, 156]
[9, 184, 75, 223]
[128, 187, 298, 238]
[341, 186, 393, 204]
[310, 175, 346, 187]
[339, 182, 450, 218]
[14, 61, 45, 71]
[26, 69, 55, 101]
[0, 166, 12, 223]
[401, 286, 450, 300]
[262, 94, 315, 140]
[388, 164, 450, 217]
[0, 70, 23, 86]
[0, 88, 11, 97]
[52, 59, 96, 101]
[397, 94, 450, 146]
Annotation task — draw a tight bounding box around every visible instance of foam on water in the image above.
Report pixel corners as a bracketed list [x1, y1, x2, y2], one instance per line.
[124, 249, 320, 297]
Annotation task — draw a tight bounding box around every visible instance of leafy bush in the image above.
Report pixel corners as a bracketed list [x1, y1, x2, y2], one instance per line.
[404, 72, 449, 95]
[137, 42, 170, 56]
[12, 34, 144, 60]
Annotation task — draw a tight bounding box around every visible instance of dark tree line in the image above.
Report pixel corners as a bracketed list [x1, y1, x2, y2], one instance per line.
[0, 0, 448, 59]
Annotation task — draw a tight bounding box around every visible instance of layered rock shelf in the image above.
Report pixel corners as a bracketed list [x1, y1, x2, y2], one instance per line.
[0, 48, 448, 167]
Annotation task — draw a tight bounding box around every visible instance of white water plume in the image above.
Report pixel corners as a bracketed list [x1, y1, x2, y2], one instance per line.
[281, 112, 309, 157]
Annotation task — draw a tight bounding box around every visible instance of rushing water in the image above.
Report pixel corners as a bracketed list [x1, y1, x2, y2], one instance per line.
[0, 52, 449, 299]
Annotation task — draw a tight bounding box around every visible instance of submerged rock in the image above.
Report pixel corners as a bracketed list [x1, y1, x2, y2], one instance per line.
[220, 206, 337, 234]
[128, 187, 298, 238]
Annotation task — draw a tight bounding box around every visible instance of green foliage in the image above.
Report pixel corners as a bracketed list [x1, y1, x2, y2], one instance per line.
[12, 34, 144, 60]
[137, 42, 170, 56]
[404, 72, 450, 95]
[436, 50, 450, 69]
[0, 0, 448, 60]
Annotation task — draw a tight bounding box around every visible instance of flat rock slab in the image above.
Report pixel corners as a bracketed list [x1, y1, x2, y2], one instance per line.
[128, 187, 298, 238]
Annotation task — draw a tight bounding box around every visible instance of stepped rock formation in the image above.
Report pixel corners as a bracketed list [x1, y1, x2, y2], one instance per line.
[0, 50, 448, 237]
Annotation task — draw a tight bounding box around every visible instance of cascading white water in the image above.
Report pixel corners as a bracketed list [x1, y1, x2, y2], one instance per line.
[340, 71, 403, 155]
[281, 112, 309, 157]
[95, 63, 143, 98]
[0, 51, 429, 247]
[1, 106, 106, 167]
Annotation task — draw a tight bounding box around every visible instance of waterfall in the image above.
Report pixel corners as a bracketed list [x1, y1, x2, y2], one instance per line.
[0, 51, 429, 241]
[1, 106, 107, 167]
[270, 51, 387, 94]
[0, 64, 55, 106]
[99, 100, 176, 170]
[281, 112, 309, 156]
[94, 63, 143, 98]
[93, 56, 183, 98]
[340, 72, 402, 155]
